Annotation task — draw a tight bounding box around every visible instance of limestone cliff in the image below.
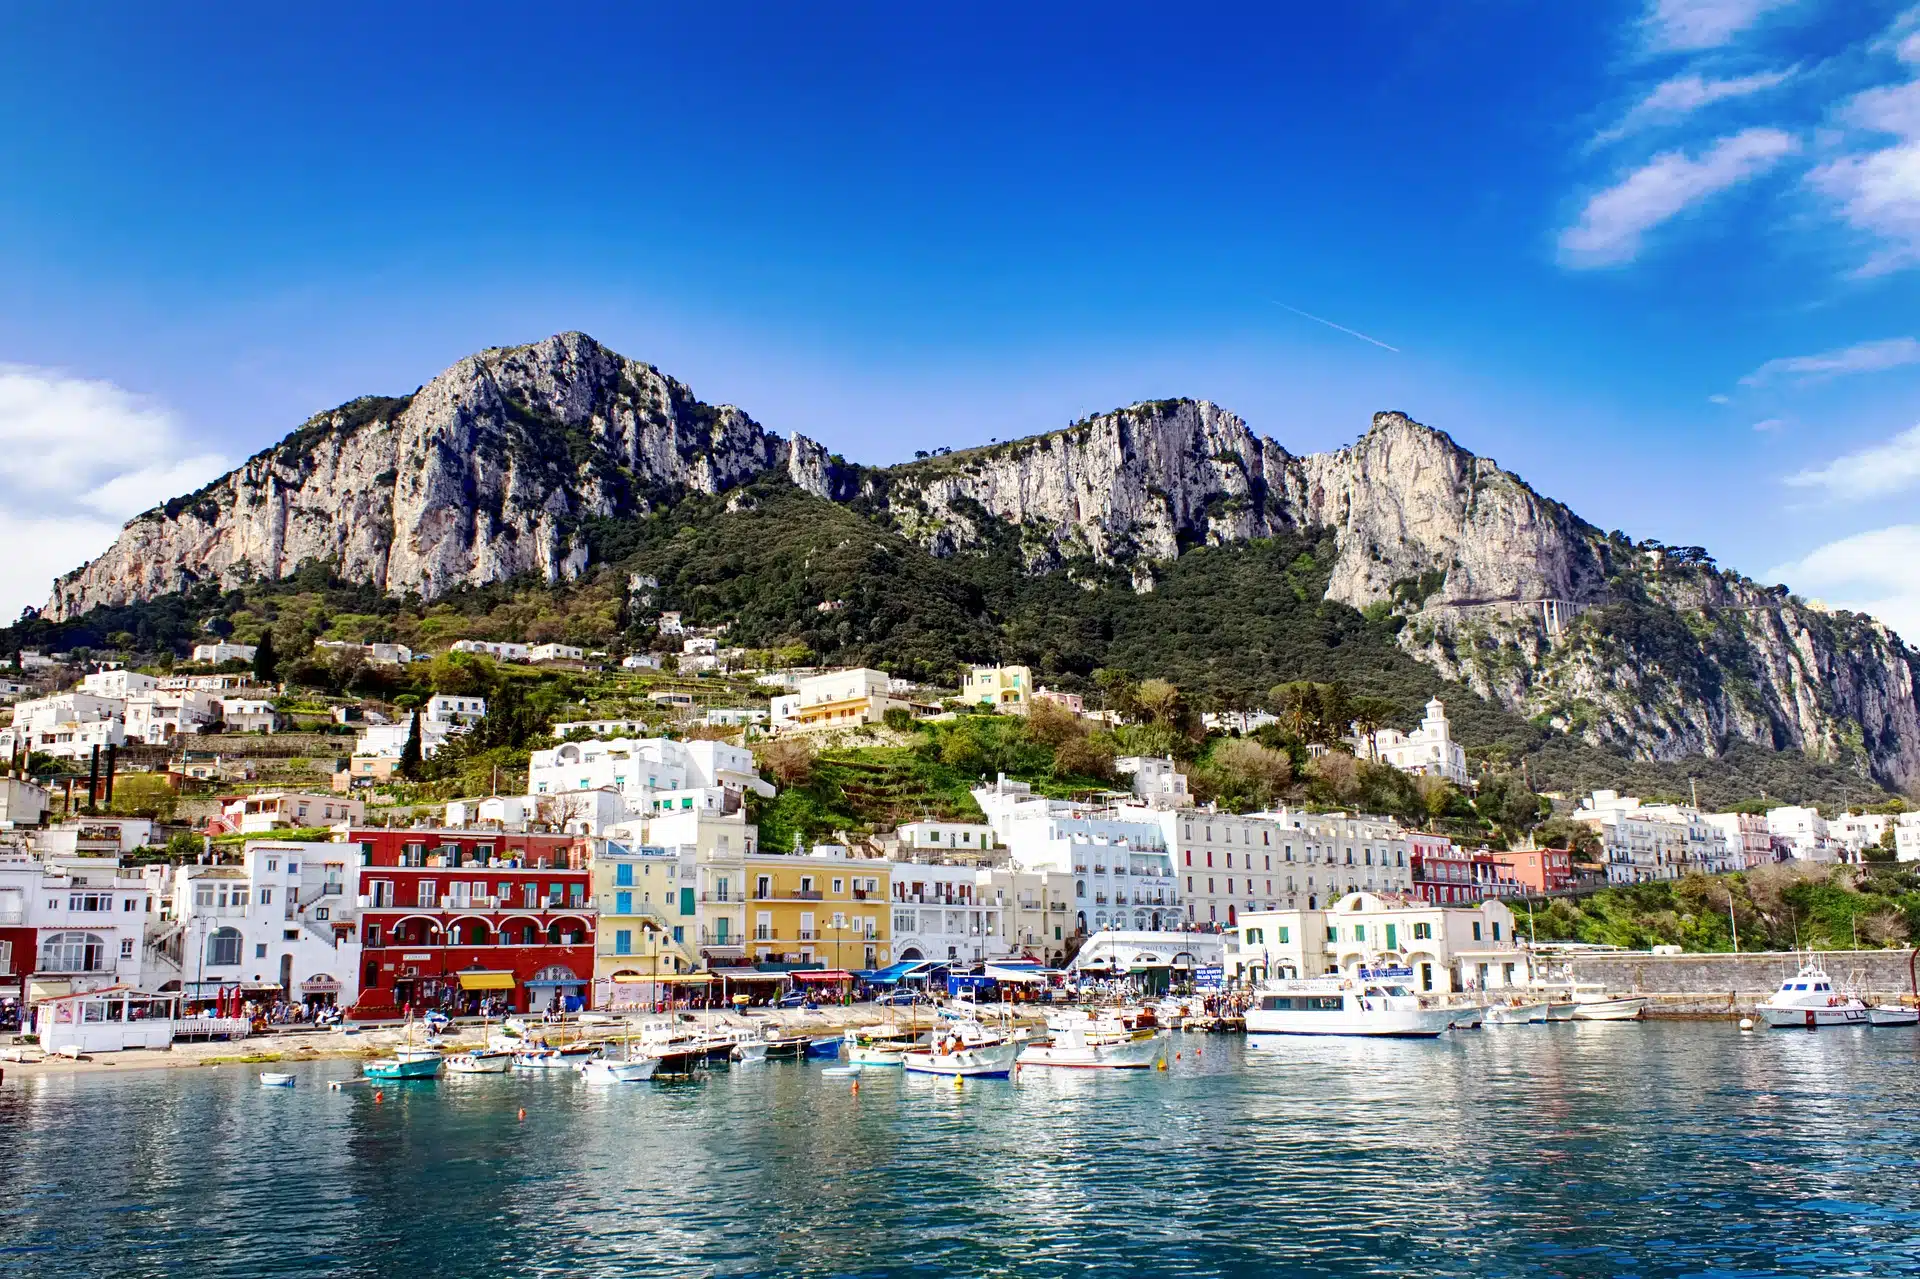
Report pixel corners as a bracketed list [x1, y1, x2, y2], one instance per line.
[46, 332, 781, 613]
[44, 335, 1920, 789]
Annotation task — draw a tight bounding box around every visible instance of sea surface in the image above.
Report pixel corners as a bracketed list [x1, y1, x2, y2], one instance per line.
[3, 1022, 1917, 1278]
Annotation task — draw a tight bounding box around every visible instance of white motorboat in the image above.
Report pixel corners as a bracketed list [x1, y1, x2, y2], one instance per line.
[1042, 1007, 1138, 1043]
[821, 1063, 863, 1078]
[1244, 967, 1456, 1039]
[259, 1072, 297, 1087]
[1868, 1004, 1919, 1027]
[848, 1024, 925, 1066]
[1017, 1025, 1163, 1070]
[1758, 961, 1869, 1029]
[1444, 1002, 1484, 1030]
[1484, 999, 1548, 1026]
[512, 1047, 571, 1069]
[446, 1050, 512, 1074]
[730, 1039, 768, 1063]
[1571, 995, 1649, 1021]
[581, 1055, 659, 1082]
[903, 1019, 1021, 1078]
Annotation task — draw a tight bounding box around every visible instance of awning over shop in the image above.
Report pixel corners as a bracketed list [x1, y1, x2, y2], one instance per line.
[457, 971, 517, 991]
[612, 972, 713, 984]
[861, 960, 937, 986]
[985, 965, 1052, 983]
[791, 969, 855, 983]
[239, 981, 286, 993]
[710, 967, 787, 982]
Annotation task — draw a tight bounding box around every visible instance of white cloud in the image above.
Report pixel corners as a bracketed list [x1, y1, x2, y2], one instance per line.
[1767, 524, 1920, 641]
[1708, 392, 1731, 403]
[1785, 422, 1920, 496]
[1752, 417, 1785, 431]
[1643, 0, 1796, 52]
[1807, 13, 1920, 275]
[1596, 68, 1796, 144]
[1740, 336, 1920, 385]
[1559, 128, 1798, 267]
[0, 365, 230, 619]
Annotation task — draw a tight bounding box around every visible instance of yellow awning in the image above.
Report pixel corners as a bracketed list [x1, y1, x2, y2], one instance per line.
[457, 972, 517, 991]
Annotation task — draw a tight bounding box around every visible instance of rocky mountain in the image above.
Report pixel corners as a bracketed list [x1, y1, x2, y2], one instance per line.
[45, 332, 1920, 791]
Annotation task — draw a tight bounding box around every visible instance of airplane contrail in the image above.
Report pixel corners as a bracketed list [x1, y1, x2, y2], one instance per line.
[1269, 300, 1401, 353]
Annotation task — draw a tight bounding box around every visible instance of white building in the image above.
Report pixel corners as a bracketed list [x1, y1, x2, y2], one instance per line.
[1069, 929, 1226, 983]
[221, 698, 282, 734]
[705, 707, 768, 728]
[1202, 709, 1279, 735]
[526, 737, 774, 831]
[1830, 811, 1892, 860]
[1231, 891, 1530, 995]
[553, 718, 652, 739]
[5, 692, 127, 761]
[0, 851, 151, 1004]
[451, 639, 530, 662]
[0, 776, 51, 827]
[782, 667, 924, 733]
[1765, 805, 1838, 863]
[124, 689, 221, 744]
[889, 858, 1001, 964]
[1574, 791, 1694, 883]
[355, 714, 454, 760]
[213, 791, 364, 834]
[1705, 811, 1776, 870]
[80, 668, 158, 699]
[191, 642, 257, 665]
[149, 843, 361, 1008]
[425, 694, 487, 726]
[1141, 805, 1415, 926]
[657, 612, 685, 636]
[972, 777, 1180, 936]
[1350, 697, 1470, 787]
[444, 787, 628, 835]
[621, 653, 662, 671]
[1115, 756, 1190, 808]
[896, 820, 1000, 854]
[529, 643, 585, 664]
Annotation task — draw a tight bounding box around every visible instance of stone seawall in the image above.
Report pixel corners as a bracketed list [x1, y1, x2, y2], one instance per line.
[1554, 949, 1919, 1016]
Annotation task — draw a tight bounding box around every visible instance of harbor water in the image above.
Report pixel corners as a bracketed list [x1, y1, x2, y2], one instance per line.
[4, 1022, 1917, 1277]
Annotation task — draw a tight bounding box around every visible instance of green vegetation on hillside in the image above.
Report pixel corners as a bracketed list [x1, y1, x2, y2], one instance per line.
[1520, 863, 1920, 951]
[5, 477, 1900, 811]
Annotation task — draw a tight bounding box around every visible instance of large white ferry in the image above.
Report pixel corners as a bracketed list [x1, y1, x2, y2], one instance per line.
[1244, 966, 1457, 1039]
[1758, 961, 1869, 1029]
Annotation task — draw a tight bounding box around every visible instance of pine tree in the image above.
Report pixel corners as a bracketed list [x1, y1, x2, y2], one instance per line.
[252, 630, 278, 683]
[399, 711, 424, 781]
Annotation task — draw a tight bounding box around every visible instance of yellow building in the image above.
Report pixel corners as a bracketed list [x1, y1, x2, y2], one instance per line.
[588, 838, 701, 1008]
[743, 847, 892, 972]
[962, 665, 1031, 714]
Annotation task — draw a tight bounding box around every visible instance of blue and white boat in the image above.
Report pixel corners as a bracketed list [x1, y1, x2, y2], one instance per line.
[365, 1055, 442, 1080]
[805, 1035, 845, 1059]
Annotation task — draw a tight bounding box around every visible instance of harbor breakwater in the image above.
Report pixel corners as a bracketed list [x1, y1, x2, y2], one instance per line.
[1556, 948, 1919, 1015]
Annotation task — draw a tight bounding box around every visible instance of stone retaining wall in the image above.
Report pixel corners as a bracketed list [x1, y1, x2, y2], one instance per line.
[1556, 949, 1918, 1015]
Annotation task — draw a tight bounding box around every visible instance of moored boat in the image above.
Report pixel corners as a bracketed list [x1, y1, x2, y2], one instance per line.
[903, 1019, 1020, 1078]
[1017, 1025, 1163, 1070]
[259, 1072, 297, 1087]
[1571, 996, 1649, 1021]
[1244, 967, 1455, 1039]
[1868, 1004, 1918, 1027]
[805, 1035, 844, 1059]
[1484, 1000, 1548, 1026]
[446, 1050, 513, 1074]
[365, 1055, 442, 1080]
[1758, 961, 1869, 1029]
[581, 1055, 659, 1082]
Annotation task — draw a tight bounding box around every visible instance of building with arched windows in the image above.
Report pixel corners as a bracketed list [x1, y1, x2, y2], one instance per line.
[1228, 892, 1529, 995]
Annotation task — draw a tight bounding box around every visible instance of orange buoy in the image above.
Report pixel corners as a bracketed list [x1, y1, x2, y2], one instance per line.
[518, 1108, 527, 1121]
[1174, 1051, 1181, 1061]
[851, 1081, 859, 1095]
[373, 1090, 384, 1103]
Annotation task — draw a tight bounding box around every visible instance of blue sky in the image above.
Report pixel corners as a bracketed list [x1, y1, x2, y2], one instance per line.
[2, 1, 1918, 632]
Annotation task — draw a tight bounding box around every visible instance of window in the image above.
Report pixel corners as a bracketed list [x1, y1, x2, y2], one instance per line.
[39, 932, 107, 973]
[1325, 926, 1337, 944]
[258, 888, 273, 905]
[1413, 922, 1432, 940]
[1277, 926, 1290, 944]
[614, 929, 633, 955]
[615, 863, 633, 887]
[1492, 922, 1502, 941]
[832, 879, 844, 895]
[1353, 925, 1366, 941]
[256, 943, 269, 958]
[207, 927, 243, 967]
[119, 937, 136, 959]
[365, 924, 381, 946]
[1472, 922, 1483, 941]
[615, 891, 632, 915]
[417, 881, 438, 909]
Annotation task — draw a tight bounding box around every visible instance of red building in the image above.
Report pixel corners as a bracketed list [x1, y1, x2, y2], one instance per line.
[1488, 847, 1573, 895]
[1410, 836, 1522, 904]
[347, 827, 595, 1019]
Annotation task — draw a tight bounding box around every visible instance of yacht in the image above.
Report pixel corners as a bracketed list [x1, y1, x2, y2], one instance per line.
[1244, 967, 1456, 1039]
[1758, 961, 1869, 1029]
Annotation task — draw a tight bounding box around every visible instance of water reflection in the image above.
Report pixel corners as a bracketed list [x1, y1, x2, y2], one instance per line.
[2, 1024, 1917, 1277]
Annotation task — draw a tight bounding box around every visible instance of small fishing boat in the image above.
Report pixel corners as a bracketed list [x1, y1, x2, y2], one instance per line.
[1571, 995, 1649, 1021]
[821, 1063, 862, 1078]
[259, 1072, 297, 1087]
[756, 1025, 813, 1060]
[848, 1025, 925, 1066]
[512, 1047, 571, 1070]
[1868, 1004, 1918, 1027]
[903, 1018, 1020, 1079]
[1758, 961, 1869, 1029]
[581, 1056, 660, 1082]
[446, 1050, 513, 1075]
[1484, 1000, 1549, 1026]
[1017, 1025, 1162, 1070]
[805, 1035, 844, 1059]
[365, 1055, 441, 1080]
[730, 1039, 768, 1063]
